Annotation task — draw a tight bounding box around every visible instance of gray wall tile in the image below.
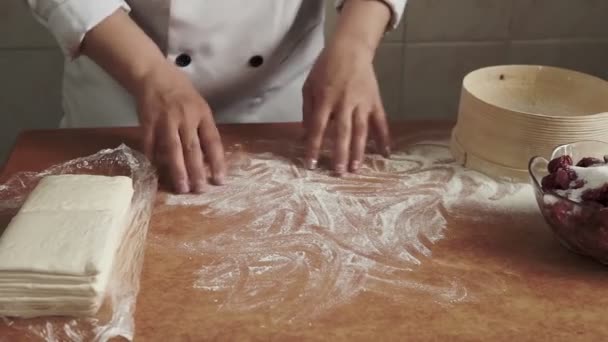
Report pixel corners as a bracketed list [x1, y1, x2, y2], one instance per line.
[511, 0, 608, 39]
[0, 49, 64, 163]
[509, 40, 608, 80]
[384, 20, 405, 42]
[374, 43, 404, 119]
[0, 1, 57, 48]
[405, 0, 512, 42]
[402, 42, 509, 118]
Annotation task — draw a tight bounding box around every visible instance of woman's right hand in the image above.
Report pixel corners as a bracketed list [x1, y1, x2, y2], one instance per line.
[80, 10, 225, 194]
[135, 65, 226, 194]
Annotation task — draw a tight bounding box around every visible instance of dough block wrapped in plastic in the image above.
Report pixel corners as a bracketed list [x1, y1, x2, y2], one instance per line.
[0, 144, 157, 342]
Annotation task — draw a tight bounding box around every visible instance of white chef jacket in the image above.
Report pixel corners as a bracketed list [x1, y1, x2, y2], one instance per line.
[26, 0, 406, 128]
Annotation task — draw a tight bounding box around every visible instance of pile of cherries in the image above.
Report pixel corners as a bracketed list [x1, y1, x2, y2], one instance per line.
[539, 154, 608, 262]
[541, 155, 608, 206]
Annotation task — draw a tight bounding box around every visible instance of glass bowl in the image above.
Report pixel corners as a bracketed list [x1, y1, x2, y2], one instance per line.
[529, 141, 608, 264]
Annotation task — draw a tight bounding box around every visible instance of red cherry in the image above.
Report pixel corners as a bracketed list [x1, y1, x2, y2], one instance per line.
[577, 157, 604, 168]
[541, 174, 557, 191]
[572, 180, 585, 189]
[548, 155, 573, 173]
[555, 169, 574, 190]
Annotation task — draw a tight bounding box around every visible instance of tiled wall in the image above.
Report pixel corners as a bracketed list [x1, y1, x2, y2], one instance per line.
[342, 0, 608, 121]
[0, 1, 64, 164]
[1, 0, 608, 162]
[397, 0, 608, 119]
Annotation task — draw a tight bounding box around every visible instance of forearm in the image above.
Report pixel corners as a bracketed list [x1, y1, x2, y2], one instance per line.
[330, 0, 392, 59]
[81, 9, 169, 96]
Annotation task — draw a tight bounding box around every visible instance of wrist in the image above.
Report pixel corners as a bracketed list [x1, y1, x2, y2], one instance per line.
[332, 0, 391, 55]
[327, 34, 376, 64]
[130, 59, 178, 98]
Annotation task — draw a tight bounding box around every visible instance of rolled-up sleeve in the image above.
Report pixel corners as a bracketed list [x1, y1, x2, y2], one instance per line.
[335, 0, 407, 31]
[26, 0, 131, 57]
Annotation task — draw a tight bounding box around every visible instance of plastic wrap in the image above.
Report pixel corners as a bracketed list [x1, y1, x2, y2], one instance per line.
[0, 144, 157, 342]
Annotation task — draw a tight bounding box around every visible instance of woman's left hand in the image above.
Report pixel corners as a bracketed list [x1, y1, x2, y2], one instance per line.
[303, 36, 391, 176]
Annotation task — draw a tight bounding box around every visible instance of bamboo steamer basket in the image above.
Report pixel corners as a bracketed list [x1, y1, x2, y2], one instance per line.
[450, 65, 608, 181]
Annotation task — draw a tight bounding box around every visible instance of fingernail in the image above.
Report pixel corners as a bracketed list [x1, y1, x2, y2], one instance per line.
[213, 174, 225, 186]
[193, 180, 207, 193]
[307, 159, 318, 170]
[383, 146, 391, 158]
[335, 164, 346, 176]
[177, 181, 189, 194]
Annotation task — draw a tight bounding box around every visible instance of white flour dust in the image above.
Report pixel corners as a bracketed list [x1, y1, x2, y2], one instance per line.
[164, 135, 537, 321]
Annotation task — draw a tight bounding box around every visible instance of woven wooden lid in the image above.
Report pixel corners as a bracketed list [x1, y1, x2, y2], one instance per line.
[451, 65, 608, 181]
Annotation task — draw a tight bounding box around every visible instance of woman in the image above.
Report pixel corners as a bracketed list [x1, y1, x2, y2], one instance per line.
[27, 0, 406, 193]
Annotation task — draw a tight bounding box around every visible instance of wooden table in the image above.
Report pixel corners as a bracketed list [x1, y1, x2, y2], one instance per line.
[1, 122, 608, 341]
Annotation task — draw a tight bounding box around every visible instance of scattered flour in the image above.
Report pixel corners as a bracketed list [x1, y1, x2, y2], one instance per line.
[163, 135, 538, 321]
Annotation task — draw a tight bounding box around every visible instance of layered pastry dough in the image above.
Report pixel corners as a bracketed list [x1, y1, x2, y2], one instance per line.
[0, 175, 134, 318]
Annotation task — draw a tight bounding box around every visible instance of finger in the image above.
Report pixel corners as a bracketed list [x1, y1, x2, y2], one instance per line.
[302, 84, 313, 131]
[350, 108, 368, 172]
[371, 104, 391, 158]
[199, 118, 226, 185]
[301, 87, 313, 149]
[142, 124, 156, 162]
[305, 98, 332, 170]
[333, 107, 353, 176]
[158, 124, 189, 194]
[180, 126, 207, 193]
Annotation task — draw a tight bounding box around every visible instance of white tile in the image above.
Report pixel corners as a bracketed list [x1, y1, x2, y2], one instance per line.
[405, 0, 511, 42]
[374, 43, 404, 119]
[0, 49, 64, 163]
[402, 42, 509, 118]
[0, 1, 57, 48]
[511, 0, 608, 39]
